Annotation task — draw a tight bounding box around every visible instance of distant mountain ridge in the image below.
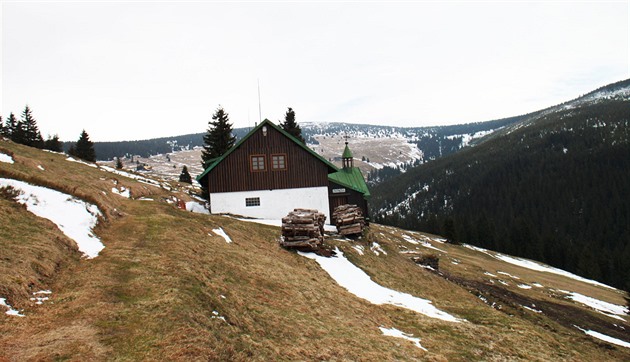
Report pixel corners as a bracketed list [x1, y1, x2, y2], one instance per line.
[371, 78, 630, 291]
[85, 115, 523, 181]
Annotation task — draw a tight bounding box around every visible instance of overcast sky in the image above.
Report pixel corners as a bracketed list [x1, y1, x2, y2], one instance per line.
[2, 1, 628, 142]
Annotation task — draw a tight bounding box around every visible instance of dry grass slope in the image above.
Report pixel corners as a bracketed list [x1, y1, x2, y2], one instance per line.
[0, 138, 628, 361]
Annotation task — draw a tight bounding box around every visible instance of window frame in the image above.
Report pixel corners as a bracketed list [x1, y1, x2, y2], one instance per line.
[245, 197, 261, 207]
[250, 154, 267, 172]
[271, 153, 288, 171]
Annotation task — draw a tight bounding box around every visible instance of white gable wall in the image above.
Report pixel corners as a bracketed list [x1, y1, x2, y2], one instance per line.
[210, 186, 331, 222]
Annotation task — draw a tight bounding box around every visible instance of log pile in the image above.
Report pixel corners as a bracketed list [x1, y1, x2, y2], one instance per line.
[280, 208, 326, 251]
[332, 204, 365, 236]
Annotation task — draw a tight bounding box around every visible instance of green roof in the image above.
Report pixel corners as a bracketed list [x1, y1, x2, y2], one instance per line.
[328, 167, 371, 198]
[342, 144, 353, 159]
[196, 119, 338, 182]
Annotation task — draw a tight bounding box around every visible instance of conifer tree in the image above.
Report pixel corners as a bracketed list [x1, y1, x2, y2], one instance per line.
[280, 107, 305, 143]
[43, 134, 63, 152]
[74, 130, 96, 162]
[5, 113, 21, 143]
[179, 165, 192, 184]
[20, 105, 44, 148]
[115, 157, 124, 169]
[0, 116, 3, 137]
[201, 106, 235, 167]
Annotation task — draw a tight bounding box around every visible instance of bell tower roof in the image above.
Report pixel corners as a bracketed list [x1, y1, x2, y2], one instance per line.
[342, 144, 353, 159]
[342, 134, 354, 169]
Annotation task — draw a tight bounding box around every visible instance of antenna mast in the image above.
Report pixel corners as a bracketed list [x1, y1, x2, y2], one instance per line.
[257, 79, 262, 124]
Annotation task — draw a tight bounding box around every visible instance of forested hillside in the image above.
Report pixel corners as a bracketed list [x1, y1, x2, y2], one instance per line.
[85, 118, 521, 162]
[372, 79, 630, 291]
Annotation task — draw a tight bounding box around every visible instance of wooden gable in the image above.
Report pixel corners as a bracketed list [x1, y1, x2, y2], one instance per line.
[204, 120, 336, 194]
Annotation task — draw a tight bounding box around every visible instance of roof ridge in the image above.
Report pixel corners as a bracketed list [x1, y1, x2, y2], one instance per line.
[196, 119, 338, 182]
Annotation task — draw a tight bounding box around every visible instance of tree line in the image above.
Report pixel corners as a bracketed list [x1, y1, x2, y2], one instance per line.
[1, 106, 96, 162]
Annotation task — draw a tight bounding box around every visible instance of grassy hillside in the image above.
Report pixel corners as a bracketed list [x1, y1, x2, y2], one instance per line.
[1, 139, 629, 360]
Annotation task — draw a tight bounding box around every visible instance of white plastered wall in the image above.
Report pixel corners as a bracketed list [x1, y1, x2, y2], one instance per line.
[210, 186, 331, 222]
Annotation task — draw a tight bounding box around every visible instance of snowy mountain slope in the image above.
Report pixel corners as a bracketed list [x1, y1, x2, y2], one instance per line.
[100, 118, 517, 183]
[1, 139, 629, 360]
[372, 78, 630, 292]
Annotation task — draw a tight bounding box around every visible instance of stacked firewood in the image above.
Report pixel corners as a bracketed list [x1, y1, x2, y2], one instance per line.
[332, 204, 365, 236]
[280, 208, 326, 250]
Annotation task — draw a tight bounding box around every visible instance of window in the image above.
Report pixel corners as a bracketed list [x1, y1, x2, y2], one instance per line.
[271, 154, 287, 170]
[245, 197, 260, 207]
[250, 155, 266, 171]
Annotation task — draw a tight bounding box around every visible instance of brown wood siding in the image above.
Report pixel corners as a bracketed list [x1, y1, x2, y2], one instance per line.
[207, 126, 330, 193]
[328, 181, 369, 220]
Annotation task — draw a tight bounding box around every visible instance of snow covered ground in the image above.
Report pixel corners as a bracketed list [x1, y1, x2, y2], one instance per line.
[299, 247, 462, 323]
[401, 234, 446, 252]
[0, 153, 14, 164]
[186, 201, 210, 214]
[212, 228, 232, 244]
[564, 291, 628, 321]
[0, 297, 24, 317]
[379, 326, 427, 351]
[111, 187, 130, 198]
[575, 326, 630, 349]
[493, 253, 617, 290]
[464, 243, 617, 290]
[235, 217, 338, 232]
[0, 178, 104, 258]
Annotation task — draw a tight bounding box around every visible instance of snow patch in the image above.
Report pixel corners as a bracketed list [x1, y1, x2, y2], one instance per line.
[0, 178, 104, 258]
[517, 284, 532, 289]
[379, 326, 427, 351]
[522, 305, 542, 313]
[575, 326, 630, 348]
[0, 153, 14, 164]
[352, 245, 365, 255]
[186, 201, 210, 214]
[494, 253, 617, 290]
[299, 247, 462, 323]
[235, 217, 338, 232]
[0, 297, 24, 317]
[37, 165, 45, 171]
[463, 244, 495, 257]
[401, 234, 446, 252]
[30, 290, 52, 305]
[211, 310, 227, 322]
[371, 242, 387, 256]
[66, 156, 98, 168]
[565, 291, 627, 321]
[100, 165, 170, 190]
[497, 271, 520, 280]
[111, 187, 130, 198]
[212, 228, 232, 244]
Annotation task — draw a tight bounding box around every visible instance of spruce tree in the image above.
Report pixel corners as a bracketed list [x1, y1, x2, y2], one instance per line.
[280, 107, 305, 143]
[201, 106, 236, 167]
[179, 165, 192, 184]
[115, 157, 124, 169]
[5, 113, 21, 143]
[20, 106, 44, 148]
[43, 134, 63, 152]
[74, 130, 96, 162]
